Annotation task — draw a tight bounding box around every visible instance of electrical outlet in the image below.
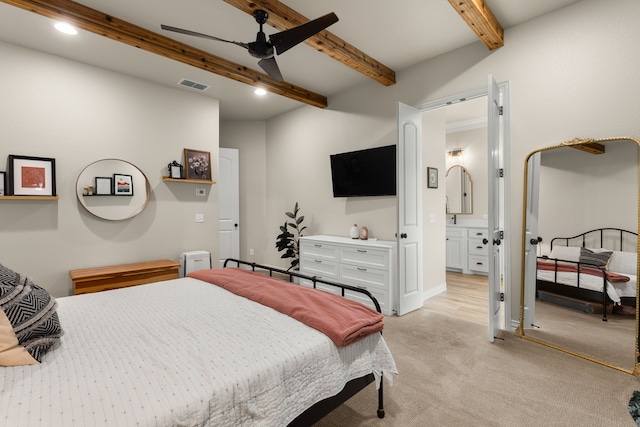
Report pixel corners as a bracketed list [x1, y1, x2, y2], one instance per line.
[195, 214, 204, 223]
[196, 188, 206, 196]
[249, 249, 255, 256]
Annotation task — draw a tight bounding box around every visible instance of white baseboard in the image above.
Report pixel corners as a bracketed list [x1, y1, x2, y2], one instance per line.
[423, 282, 447, 301]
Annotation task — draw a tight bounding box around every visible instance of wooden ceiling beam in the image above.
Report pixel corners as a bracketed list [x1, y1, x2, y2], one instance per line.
[448, 0, 504, 50]
[2, 0, 329, 108]
[223, 0, 396, 86]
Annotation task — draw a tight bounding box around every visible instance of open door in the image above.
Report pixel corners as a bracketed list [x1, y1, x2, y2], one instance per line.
[523, 152, 541, 328]
[396, 102, 424, 315]
[487, 75, 505, 341]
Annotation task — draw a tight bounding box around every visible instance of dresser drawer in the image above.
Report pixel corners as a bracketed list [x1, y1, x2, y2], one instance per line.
[468, 255, 489, 273]
[446, 227, 465, 238]
[468, 238, 488, 256]
[467, 228, 488, 239]
[300, 240, 338, 261]
[339, 263, 389, 291]
[339, 246, 389, 270]
[345, 288, 389, 314]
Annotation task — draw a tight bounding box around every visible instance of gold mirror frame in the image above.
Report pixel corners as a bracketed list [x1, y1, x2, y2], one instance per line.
[76, 159, 151, 221]
[516, 136, 640, 376]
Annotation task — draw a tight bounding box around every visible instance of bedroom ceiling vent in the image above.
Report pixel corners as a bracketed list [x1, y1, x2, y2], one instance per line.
[178, 78, 209, 91]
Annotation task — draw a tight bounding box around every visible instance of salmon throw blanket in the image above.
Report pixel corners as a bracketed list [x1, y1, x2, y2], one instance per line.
[537, 260, 630, 283]
[188, 268, 384, 347]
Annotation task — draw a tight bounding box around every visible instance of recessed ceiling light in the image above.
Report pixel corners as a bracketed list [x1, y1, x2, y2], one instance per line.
[54, 22, 78, 35]
[254, 88, 267, 96]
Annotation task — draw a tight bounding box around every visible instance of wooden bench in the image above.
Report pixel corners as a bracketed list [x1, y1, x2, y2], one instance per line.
[69, 259, 180, 295]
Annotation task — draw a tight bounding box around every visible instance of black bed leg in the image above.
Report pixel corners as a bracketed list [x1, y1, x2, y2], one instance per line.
[377, 377, 385, 418]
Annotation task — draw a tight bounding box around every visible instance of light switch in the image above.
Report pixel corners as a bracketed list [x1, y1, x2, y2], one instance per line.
[429, 213, 436, 223]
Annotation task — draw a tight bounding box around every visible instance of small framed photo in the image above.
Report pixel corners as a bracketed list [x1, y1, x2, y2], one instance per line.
[184, 148, 211, 180]
[7, 155, 56, 196]
[94, 177, 113, 195]
[0, 171, 5, 196]
[113, 173, 134, 196]
[427, 167, 438, 189]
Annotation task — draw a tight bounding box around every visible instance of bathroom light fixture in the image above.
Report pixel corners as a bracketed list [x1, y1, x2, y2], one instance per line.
[54, 22, 78, 35]
[447, 149, 463, 157]
[254, 88, 267, 96]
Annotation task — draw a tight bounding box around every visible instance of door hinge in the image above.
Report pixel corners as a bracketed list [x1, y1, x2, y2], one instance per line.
[499, 230, 504, 240]
[500, 292, 505, 302]
[499, 168, 504, 177]
[498, 106, 504, 115]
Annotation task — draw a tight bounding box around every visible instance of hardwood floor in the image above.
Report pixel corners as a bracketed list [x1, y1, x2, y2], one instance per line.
[422, 271, 489, 325]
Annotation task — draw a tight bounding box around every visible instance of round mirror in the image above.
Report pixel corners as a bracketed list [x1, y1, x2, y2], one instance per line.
[76, 159, 150, 221]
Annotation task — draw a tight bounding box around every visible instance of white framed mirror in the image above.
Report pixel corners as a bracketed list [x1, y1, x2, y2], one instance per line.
[445, 165, 472, 214]
[76, 159, 151, 221]
[517, 137, 640, 376]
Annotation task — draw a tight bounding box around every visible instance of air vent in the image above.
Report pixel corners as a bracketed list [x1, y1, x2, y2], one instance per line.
[178, 78, 209, 91]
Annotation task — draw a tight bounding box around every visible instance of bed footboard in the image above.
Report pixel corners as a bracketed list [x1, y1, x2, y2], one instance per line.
[222, 258, 386, 423]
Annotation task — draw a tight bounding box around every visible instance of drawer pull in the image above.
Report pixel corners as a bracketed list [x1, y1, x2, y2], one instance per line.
[357, 267, 367, 271]
[476, 232, 483, 236]
[476, 246, 483, 249]
[476, 262, 484, 265]
[314, 260, 322, 263]
[357, 249, 367, 253]
[314, 244, 322, 247]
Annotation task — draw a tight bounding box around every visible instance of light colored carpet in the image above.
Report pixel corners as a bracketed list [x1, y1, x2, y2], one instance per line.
[315, 308, 640, 426]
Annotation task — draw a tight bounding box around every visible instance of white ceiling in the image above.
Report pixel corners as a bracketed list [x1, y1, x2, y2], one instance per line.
[0, 0, 582, 121]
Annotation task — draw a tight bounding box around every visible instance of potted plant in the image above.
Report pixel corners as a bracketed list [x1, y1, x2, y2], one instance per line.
[275, 202, 307, 271]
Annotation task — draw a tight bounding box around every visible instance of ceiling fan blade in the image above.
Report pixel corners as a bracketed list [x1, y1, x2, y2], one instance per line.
[269, 12, 338, 56]
[161, 24, 248, 49]
[258, 57, 284, 82]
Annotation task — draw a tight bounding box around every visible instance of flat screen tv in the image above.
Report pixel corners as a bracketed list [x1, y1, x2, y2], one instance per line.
[330, 145, 396, 197]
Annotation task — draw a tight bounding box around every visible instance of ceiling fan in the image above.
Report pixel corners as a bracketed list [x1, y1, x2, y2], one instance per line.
[161, 10, 338, 82]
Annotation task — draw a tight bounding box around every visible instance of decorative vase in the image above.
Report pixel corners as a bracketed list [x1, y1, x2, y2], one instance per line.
[350, 224, 360, 239]
[360, 226, 369, 240]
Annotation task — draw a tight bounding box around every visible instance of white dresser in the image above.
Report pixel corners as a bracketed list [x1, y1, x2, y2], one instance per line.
[446, 226, 489, 275]
[298, 235, 397, 315]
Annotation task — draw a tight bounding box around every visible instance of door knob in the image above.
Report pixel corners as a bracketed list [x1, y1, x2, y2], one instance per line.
[493, 239, 501, 246]
[482, 238, 489, 245]
[400, 233, 408, 239]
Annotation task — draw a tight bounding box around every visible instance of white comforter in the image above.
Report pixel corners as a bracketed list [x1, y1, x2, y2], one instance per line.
[537, 270, 636, 302]
[0, 277, 397, 426]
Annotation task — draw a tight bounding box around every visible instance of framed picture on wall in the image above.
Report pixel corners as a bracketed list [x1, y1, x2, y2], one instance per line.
[7, 155, 56, 196]
[184, 148, 211, 180]
[0, 171, 5, 196]
[427, 167, 438, 189]
[113, 173, 134, 196]
[95, 177, 113, 195]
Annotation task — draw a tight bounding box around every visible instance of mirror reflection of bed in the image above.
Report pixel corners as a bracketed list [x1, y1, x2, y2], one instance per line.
[518, 138, 639, 374]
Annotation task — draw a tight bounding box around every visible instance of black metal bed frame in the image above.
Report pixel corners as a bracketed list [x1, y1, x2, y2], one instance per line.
[222, 258, 386, 424]
[537, 228, 638, 321]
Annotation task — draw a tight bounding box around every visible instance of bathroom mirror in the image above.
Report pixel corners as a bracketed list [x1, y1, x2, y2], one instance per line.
[76, 159, 151, 221]
[517, 137, 640, 376]
[445, 165, 472, 214]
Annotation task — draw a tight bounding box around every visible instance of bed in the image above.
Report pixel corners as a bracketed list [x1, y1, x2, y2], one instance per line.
[536, 228, 638, 321]
[0, 259, 397, 426]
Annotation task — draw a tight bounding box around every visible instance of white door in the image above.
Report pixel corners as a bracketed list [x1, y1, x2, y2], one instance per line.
[487, 75, 505, 341]
[396, 102, 424, 315]
[218, 148, 239, 267]
[523, 152, 541, 328]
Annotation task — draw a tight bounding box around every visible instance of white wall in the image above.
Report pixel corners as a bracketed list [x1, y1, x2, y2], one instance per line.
[0, 41, 220, 297]
[229, 0, 640, 322]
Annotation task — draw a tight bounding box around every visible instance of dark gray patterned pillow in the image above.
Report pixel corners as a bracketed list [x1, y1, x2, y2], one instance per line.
[579, 248, 612, 268]
[0, 263, 63, 362]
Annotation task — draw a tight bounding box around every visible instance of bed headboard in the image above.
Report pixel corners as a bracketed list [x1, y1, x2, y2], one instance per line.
[550, 227, 638, 253]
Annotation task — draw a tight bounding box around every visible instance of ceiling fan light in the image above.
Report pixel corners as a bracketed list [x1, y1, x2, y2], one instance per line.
[54, 22, 78, 35]
[254, 88, 267, 96]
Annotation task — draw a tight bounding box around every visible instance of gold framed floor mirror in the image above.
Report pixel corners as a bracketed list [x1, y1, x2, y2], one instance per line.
[516, 137, 640, 376]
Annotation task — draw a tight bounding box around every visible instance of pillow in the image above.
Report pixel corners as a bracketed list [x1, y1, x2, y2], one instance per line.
[548, 246, 581, 262]
[608, 251, 638, 276]
[579, 247, 612, 268]
[0, 264, 63, 366]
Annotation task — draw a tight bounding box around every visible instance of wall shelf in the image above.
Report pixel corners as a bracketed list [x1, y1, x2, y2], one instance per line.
[162, 176, 215, 184]
[0, 195, 59, 201]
